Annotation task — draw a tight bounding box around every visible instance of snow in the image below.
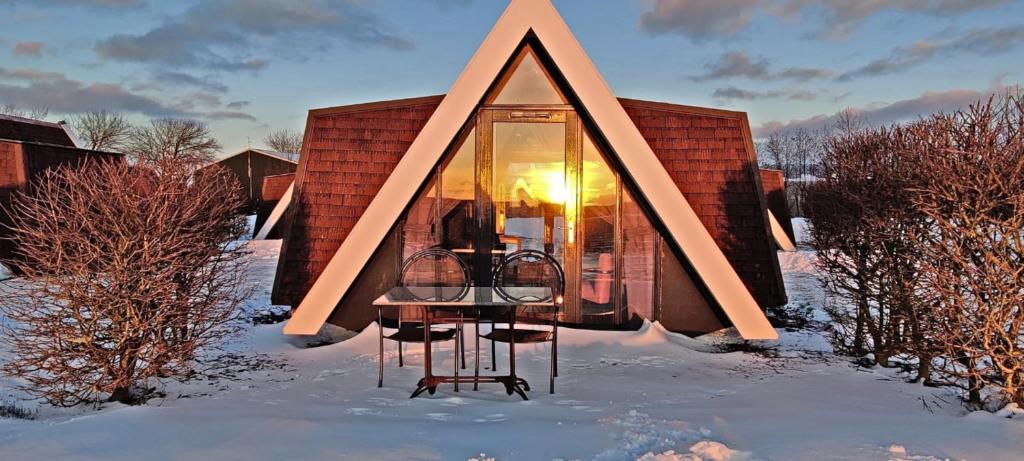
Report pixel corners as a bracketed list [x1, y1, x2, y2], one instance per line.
[0, 226, 1022, 460]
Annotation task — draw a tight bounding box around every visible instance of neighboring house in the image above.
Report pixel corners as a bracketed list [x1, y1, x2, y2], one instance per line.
[0, 114, 77, 147]
[254, 173, 294, 239]
[198, 149, 298, 213]
[759, 169, 797, 244]
[0, 115, 123, 268]
[274, 0, 786, 340]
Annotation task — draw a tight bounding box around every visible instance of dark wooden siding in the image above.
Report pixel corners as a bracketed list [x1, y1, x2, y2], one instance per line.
[0, 141, 122, 264]
[201, 150, 298, 213]
[254, 173, 295, 239]
[249, 153, 298, 212]
[271, 96, 444, 312]
[759, 169, 796, 243]
[619, 99, 787, 308]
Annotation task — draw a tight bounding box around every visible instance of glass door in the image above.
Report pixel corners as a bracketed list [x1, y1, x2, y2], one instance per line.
[475, 109, 578, 316]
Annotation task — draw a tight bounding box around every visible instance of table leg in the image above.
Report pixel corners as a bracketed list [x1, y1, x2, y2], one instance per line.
[411, 306, 435, 398]
[454, 314, 460, 393]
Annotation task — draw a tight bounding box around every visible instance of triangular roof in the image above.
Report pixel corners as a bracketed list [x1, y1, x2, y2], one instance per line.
[283, 0, 777, 340]
[250, 149, 300, 163]
[768, 210, 797, 252]
[213, 148, 299, 166]
[0, 114, 76, 147]
[254, 181, 293, 240]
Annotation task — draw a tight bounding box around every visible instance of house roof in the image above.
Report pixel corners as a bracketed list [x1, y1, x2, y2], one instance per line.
[212, 148, 299, 166]
[250, 149, 300, 163]
[254, 181, 293, 240]
[759, 168, 797, 245]
[0, 114, 76, 147]
[282, 0, 777, 339]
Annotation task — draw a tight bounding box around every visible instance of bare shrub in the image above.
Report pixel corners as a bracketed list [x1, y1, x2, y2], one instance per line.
[0, 399, 35, 420]
[0, 158, 249, 406]
[913, 95, 1024, 408]
[804, 122, 935, 377]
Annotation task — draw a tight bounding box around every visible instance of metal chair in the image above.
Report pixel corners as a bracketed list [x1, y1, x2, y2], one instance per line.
[478, 249, 564, 394]
[378, 247, 471, 388]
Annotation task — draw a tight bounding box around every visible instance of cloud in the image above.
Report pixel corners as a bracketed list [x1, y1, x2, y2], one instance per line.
[1, 0, 145, 8]
[640, 0, 760, 41]
[639, 0, 1013, 41]
[12, 41, 45, 57]
[94, 0, 413, 72]
[839, 25, 1024, 80]
[226, 100, 251, 109]
[713, 86, 819, 101]
[752, 80, 1019, 136]
[775, 0, 1013, 39]
[0, 66, 256, 122]
[690, 52, 831, 82]
[152, 70, 229, 94]
[203, 111, 258, 121]
[0, 67, 184, 117]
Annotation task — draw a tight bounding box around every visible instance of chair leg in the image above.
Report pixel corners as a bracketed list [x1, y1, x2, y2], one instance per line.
[550, 325, 557, 394]
[491, 319, 497, 372]
[378, 323, 384, 388]
[398, 341, 404, 367]
[553, 323, 558, 378]
[460, 323, 467, 370]
[474, 317, 480, 391]
[454, 324, 460, 392]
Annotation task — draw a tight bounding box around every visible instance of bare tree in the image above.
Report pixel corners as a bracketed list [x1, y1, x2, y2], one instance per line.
[125, 118, 221, 169]
[72, 110, 133, 151]
[757, 128, 822, 216]
[913, 95, 1024, 408]
[0, 157, 249, 406]
[263, 129, 303, 154]
[0, 104, 49, 120]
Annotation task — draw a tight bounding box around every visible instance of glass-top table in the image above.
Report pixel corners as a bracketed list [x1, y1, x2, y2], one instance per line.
[373, 286, 558, 399]
[374, 286, 554, 306]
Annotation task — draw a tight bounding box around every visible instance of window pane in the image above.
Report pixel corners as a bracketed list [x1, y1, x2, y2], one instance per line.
[621, 187, 657, 322]
[440, 129, 475, 259]
[493, 122, 566, 268]
[402, 178, 437, 260]
[580, 131, 616, 322]
[491, 51, 567, 105]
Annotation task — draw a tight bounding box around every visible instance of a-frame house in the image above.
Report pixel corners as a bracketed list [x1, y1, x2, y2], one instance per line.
[275, 0, 784, 340]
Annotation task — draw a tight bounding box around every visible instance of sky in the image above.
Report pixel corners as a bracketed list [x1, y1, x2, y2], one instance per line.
[0, 0, 1021, 156]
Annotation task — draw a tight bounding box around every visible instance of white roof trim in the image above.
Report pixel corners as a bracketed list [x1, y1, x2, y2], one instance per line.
[283, 0, 777, 340]
[254, 182, 293, 240]
[768, 210, 796, 252]
[215, 149, 299, 165]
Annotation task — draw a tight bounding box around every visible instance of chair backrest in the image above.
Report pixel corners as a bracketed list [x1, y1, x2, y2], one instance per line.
[399, 247, 472, 289]
[492, 250, 565, 305]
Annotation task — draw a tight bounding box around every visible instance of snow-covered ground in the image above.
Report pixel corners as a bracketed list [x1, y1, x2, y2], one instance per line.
[0, 223, 1022, 460]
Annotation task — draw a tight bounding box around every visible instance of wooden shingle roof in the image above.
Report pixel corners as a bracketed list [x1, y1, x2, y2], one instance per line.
[0, 114, 76, 147]
[271, 95, 787, 314]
